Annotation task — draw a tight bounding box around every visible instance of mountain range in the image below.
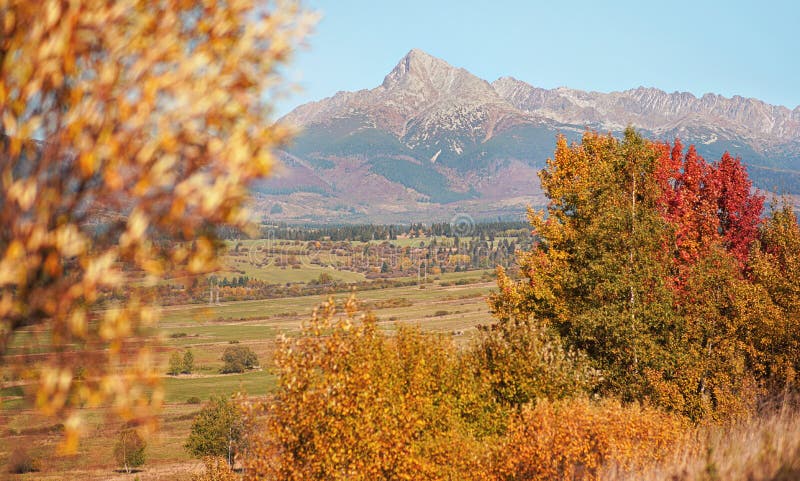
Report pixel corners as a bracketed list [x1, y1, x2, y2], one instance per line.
[256, 49, 800, 223]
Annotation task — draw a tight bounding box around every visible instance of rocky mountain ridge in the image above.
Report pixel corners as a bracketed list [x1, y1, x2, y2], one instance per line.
[255, 49, 800, 223]
[492, 77, 800, 147]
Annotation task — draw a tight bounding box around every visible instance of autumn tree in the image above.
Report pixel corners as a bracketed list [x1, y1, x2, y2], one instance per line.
[664, 245, 771, 419]
[491, 130, 677, 405]
[243, 297, 496, 480]
[490, 129, 780, 419]
[749, 203, 800, 391]
[0, 0, 314, 449]
[649, 140, 768, 417]
[654, 141, 764, 281]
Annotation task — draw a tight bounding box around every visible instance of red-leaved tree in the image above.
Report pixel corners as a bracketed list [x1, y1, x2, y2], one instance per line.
[715, 152, 764, 265]
[655, 140, 763, 286]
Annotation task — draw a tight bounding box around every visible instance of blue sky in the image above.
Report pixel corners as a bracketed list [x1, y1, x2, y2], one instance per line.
[277, 0, 799, 116]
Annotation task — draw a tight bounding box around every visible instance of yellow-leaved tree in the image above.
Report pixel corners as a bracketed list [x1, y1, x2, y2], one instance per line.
[0, 0, 313, 451]
[243, 296, 500, 480]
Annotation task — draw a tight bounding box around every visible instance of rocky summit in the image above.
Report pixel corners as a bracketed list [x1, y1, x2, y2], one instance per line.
[257, 49, 800, 223]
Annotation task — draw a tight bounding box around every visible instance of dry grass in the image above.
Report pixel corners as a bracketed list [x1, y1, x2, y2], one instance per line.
[605, 398, 800, 481]
[0, 405, 201, 480]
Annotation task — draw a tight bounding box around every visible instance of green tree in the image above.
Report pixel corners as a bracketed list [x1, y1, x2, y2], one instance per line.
[182, 350, 194, 375]
[185, 395, 244, 465]
[168, 351, 183, 376]
[492, 130, 677, 405]
[114, 429, 146, 474]
[220, 346, 258, 374]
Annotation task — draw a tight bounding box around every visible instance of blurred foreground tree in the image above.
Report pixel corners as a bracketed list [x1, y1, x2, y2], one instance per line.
[0, 0, 314, 451]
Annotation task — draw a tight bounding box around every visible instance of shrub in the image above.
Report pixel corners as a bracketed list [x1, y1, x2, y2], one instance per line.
[433, 310, 450, 317]
[185, 395, 244, 464]
[490, 398, 686, 481]
[242, 297, 500, 479]
[187, 397, 202, 405]
[191, 456, 238, 481]
[170, 332, 188, 338]
[362, 297, 413, 309]
[7, 447, 39, 474]
[611, 398, 800, 481]
[220, 346, 258, 374]
[114, 429, 146, 474]
[471, 316, 597, 408]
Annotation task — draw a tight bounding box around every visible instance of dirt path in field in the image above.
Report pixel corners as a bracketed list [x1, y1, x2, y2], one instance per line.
[26, 460, 204, 481]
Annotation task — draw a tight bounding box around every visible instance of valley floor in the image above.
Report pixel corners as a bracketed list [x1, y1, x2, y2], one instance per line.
[0, 271, 495, 479]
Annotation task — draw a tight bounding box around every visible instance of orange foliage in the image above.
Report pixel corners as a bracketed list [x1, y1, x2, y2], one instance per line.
[242, 296, 495, 480]
[0, 0, 313, 450]
[191, 456, 238, 481]
[491, 398, 687, 481]
[242, 296, 695, 480]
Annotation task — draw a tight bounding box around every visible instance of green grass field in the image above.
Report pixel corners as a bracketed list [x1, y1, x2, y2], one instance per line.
[161, 370, 276, 403]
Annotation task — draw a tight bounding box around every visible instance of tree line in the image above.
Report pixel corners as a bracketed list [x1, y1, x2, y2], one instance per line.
[243, 221, 532, 242]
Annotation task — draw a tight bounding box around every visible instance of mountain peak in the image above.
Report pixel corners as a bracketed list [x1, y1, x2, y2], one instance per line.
[405, 48, 436, 61]
[274, 51, 800, 221]
[382, 49, 457, 89]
